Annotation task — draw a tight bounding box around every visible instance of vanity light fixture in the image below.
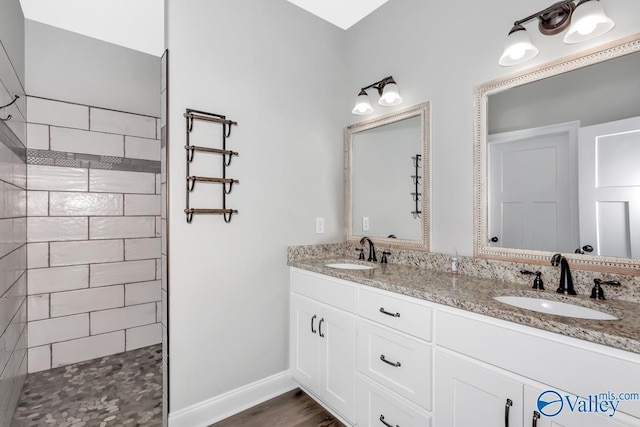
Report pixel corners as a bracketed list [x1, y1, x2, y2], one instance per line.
[499, 0, 615, 67]
[351, 76, 403, 115]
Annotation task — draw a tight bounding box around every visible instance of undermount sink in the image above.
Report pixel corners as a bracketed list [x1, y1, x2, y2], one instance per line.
[325, 262, 376, 270]
[494, 296, 618, 320]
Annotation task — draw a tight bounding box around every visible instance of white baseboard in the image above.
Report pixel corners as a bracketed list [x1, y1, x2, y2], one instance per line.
[168, 370, 297, 427]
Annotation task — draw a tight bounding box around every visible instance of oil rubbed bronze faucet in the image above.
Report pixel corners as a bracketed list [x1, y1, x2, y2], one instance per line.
[550, 253, 576, 295]
[360, 237, 377, 262]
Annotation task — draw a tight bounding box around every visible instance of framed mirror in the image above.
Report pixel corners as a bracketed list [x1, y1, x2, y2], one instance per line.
[474, 34, 640, 274]
[346, 102, 430, 251]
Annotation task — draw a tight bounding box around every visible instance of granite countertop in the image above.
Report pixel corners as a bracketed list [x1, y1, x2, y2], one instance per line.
[289, 257, 640, 355]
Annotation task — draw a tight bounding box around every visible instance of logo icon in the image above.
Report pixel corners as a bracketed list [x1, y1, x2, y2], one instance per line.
[538, 390, 564, 417]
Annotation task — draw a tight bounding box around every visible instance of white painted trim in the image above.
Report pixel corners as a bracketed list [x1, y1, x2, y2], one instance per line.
[168, 370, 297, 427]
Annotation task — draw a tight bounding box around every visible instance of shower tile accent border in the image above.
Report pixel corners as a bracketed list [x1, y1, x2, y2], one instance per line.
[288, 242, 640, 304]
[25, 96, 163, 375]
[27, 149, 160, 174]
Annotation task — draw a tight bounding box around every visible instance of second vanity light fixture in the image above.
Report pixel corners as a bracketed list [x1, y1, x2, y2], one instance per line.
[499, 0, 615, 66]
[352, 76, 403, 115]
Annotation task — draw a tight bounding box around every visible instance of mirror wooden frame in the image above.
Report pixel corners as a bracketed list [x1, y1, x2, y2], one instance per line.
[345, 102, 431, 251]
[474, 34, 640, 275]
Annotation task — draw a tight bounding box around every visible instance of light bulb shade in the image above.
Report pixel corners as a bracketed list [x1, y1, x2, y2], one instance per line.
[563, 0, 614, 44]
[499, 26, 539, 66]
[352, 91, 373, 115]
[378, 82, 403, 106]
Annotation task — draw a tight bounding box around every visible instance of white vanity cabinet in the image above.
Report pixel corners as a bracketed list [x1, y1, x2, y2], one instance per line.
[435, 309, 640, 427]
[289, 266, 640, 427]
[290, 269, 358, 424]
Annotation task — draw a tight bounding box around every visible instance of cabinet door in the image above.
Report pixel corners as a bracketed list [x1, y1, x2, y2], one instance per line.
[524, 385, 640, 427]
[319, 303, 357, 424]
[435, 351, 523, 427]
[290, 293, 320, 393]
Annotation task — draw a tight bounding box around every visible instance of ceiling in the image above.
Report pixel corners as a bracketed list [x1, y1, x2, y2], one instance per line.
[285, 0, 389, 30]
[18, 0, 388, 57]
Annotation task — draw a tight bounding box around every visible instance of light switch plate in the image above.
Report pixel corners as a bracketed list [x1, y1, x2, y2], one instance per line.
[362, 216, 369, 231]
[315, 217, 325, 234]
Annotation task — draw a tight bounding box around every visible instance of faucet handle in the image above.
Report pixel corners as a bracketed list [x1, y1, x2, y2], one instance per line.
[355, 248, 365, 260]
[520, 270, 544, 290]
[590, 281, 606, 300]
[381, 251, 391, 264]
[590, 279, 621, 301]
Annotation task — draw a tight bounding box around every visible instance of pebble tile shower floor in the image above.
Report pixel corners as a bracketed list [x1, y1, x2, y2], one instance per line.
[11, 345, 162, 426]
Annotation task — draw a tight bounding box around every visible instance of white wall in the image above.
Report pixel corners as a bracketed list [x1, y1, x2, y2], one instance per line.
[344, 0, 640, 256]
[166, 0, 346, 415]
[25, 20, 161, 117]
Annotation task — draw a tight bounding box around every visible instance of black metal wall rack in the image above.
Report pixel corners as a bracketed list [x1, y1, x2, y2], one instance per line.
[184, 108, 239, 223]
[411, 154, 422, 219]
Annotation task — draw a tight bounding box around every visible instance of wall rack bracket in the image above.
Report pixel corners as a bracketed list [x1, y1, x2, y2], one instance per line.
[0, 95, 19, 121]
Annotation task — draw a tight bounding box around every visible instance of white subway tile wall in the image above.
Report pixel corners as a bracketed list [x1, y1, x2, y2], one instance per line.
[27, 97, 89, 130]
[50, 127, 124, 157]
[125, 136, 161, 161]
[26, 123, 49, 150]
[0, 48, 27, 425]
[49, 239, 123, 267]
[51, 331, 125, 368]
[90, 108, 156, 139]
[27, 345, 50, 373]
[25, 97, 162, 374]
[89, 169, 156, 194]
[27, 165, 88, 192]
[90, 260, 156, 288]
[126, 323, 162, 351]
[124, 194, 161, 216]
[27, 243, 48, 269]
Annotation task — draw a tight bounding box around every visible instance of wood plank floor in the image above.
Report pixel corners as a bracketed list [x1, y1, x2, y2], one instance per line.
[210, 388, 346, 427]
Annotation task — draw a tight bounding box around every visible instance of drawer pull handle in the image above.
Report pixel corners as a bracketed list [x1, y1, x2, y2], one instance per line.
[532, 410, 540, 427]
[380, 354, 401, 368]
[505, 398, 513, 427]
[319, 318, 325, 337]
[379, 307, 400, 318]
[379, 414, 399, 427]
[311, 314, 317, 334]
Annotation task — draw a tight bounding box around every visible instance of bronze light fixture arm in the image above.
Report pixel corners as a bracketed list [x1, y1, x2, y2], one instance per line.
[359, 76, 397, 97]
[512, 0, 575, 28]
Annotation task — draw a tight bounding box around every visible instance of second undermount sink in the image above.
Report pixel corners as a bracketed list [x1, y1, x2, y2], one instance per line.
[494, 296, 618, 320]
[325, 262, 376, 270]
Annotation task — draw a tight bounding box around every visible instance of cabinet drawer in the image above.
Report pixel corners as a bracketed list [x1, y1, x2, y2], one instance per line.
[290, 268, 357, 313]
[359, 287, 432, 341]
[358, 320, 431, 410]
[358, 375, 431, 427]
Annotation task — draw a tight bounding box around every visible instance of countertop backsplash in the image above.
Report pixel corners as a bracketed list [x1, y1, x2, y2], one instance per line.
[287, 242, 640, 304]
